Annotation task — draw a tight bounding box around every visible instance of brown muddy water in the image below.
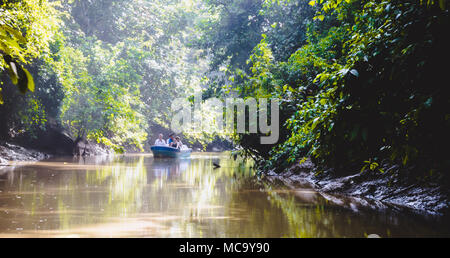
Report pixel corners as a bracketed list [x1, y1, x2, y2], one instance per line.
[0, 153, 449, 238]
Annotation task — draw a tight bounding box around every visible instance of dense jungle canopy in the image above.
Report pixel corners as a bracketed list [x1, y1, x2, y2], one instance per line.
[1, 0, 449, 180]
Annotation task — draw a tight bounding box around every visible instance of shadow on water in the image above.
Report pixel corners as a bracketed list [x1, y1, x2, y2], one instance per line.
[0, 153, 449, 238]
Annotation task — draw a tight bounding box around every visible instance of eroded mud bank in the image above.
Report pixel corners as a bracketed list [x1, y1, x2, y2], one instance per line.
[264, 159, 449, 216]
[0, 143, 50, 174]
[0, 141, 110, 174]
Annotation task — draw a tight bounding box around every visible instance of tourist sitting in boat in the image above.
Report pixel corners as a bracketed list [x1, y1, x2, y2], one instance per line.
[167, 134, 177, 148]
[174, 136, 183, 149]
[154, 134, 167, 146]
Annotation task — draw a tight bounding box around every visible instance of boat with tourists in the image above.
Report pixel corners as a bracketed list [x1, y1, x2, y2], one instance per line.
[151, 133, 192, 158]
[150, 145, 192, 158]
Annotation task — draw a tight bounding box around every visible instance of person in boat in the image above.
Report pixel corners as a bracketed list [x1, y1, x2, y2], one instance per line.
[175, 136, 183, 149]
[154, 134, 166, 146]
[167, 134, 177, 148]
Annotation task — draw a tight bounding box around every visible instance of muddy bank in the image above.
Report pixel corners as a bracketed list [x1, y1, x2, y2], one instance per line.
[0, 143, 51, 174]
[1, 140, 111, 174]
[264, 159, 449, 216]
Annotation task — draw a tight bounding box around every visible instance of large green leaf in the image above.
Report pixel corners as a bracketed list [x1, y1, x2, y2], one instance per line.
[7, 61, 19, 85]
[3, 55, 19, 85]
[23, 67, 35, 92]
[3, 55, 35, 94]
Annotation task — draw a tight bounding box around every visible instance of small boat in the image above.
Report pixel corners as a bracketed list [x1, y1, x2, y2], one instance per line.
[150, 145, 192, 158]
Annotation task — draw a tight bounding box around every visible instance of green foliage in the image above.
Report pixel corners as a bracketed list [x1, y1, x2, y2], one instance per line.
[53, 38, 149, 152]
[0, 0, 61, 103]
[17, 96, 47, 138]
[2, 0, 210, 152]
[202, 0, 450, 178]
[295, 0, 450, 175]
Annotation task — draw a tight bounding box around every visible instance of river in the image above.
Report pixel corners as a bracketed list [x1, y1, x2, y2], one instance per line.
[0, 153, 448, 238]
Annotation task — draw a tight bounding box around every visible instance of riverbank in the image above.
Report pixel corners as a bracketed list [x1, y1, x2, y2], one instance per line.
[0, 142, 51, 173]
[0, 141, 110, 174]
[264, 159, 449, 216]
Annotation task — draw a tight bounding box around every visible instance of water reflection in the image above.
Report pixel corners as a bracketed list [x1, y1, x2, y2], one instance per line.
[0, 153, 448, 238]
